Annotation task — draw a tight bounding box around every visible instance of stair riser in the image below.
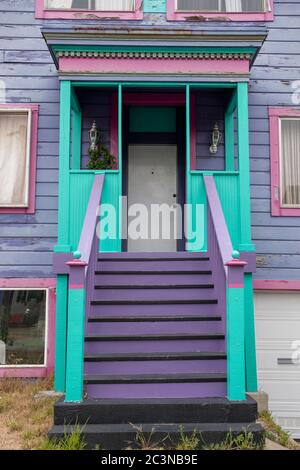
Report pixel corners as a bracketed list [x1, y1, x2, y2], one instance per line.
[94, 273, 213, 286]
[86, 382, 227, 399]
[92, 289, 216, 302]
[98, 253, 209, 260]
[85, 340, 226, 354]
[84, 360, 227, 375]
[86, 321, 223, 335]
[96, 260, 211, 272]
[90, 303, 220, 316]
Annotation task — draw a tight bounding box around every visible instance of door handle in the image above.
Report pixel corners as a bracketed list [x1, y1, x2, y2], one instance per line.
[173, 194, 177, 198]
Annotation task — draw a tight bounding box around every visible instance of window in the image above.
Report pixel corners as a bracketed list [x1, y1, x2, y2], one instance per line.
[0, 105, 38, 214]
[269, 108, 300, 216]
[36, 0, 143, 19]
[0, 290, 47, 367]
[167, 0, 273, 21]
[45, 0, 135, 11]
[176, 0, 267, 12]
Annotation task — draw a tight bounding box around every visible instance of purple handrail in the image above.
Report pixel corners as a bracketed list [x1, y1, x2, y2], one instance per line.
[203, 175, 233, 278]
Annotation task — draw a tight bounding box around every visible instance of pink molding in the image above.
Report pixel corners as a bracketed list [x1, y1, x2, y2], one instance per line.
[166, 0, 274, 22]
[269, 107, 300, 217]
[0, 104, 39, 215]
[111, 92, 197, 170]
[59, 56, 249, 76]
[35, 0, 143, 20]
[0, 278, 56, 378]
[254, 280, 300, 291]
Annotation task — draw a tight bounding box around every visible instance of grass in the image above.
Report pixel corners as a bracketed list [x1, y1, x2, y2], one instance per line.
[40, 426, 86, 451]
[203, 431, 264, 451]
[259, 410, 300, 450]
[0, 376, 56, 450]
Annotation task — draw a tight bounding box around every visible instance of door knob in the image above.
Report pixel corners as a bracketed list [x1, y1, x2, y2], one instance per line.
[173, 194, 177, 198]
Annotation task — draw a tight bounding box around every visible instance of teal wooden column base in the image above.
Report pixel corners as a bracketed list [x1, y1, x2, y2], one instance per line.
[54, 274, 68, 393]
[244, 273, 258, 392]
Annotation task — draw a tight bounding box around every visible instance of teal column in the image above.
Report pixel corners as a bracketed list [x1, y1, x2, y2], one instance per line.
[71, 89, 82, 171]
[225, 89, 236, 172]
[237, 82, 255, 252]
[226, 252, 247, 401]
[54, 274, 68, 393]
[65, 256, 87, 403]
[244, 273, 258, 392]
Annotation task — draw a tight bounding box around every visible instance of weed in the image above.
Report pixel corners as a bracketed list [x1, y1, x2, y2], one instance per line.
[40, 427, 86, 451]
[203, 431, 263, 451]
[259, 411, 300, 450]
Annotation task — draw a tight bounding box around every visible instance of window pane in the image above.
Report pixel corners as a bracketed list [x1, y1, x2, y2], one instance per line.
[45, 0, 135, 10]
[281, 119, 300, 207]
[0, 290, 46, 366]
[0, 112, 29, 207]
[176, 0, 265, 12]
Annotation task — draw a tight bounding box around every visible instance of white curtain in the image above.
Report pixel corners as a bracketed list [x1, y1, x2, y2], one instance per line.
[46, 0, 73, 7]
[94, 0, 135, 10]
[225, 0, 242, 12]
[0, 113, 28, 207]
[281, 119, 300, 206]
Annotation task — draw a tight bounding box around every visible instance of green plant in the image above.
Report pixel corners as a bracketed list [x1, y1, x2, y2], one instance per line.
[259, 410, 299, 449]
[87, 145, 116, 170]
[40, 427, 86, 451]
[175, 427, 200, 450]
[126, 424, 166, 450]
[203, 431, 263, 451]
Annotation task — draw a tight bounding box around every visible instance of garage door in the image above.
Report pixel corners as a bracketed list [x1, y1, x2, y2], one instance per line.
[255, 291, 300, 439]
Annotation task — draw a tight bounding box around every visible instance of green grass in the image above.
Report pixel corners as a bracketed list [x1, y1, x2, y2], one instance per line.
[203, 431, 264, 451]
[259, 411, 299, 450]
[40, 427, 86, 451]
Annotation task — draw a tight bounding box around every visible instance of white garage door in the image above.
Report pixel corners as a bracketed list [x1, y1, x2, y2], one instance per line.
[255, 291, 300, 439]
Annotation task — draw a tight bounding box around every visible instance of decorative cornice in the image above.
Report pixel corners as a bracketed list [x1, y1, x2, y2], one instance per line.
[57, 50, 252, 61]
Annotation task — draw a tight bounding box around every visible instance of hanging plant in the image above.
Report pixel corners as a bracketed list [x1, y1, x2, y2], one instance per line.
[87, 121, 116, 170]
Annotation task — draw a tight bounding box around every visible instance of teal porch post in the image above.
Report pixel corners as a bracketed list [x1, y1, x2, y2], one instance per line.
[65, 256, 87, 402]
[71, 88, 82, 171]
[225, 90, 236, 172]
[54, 80, 72, 392]
[226, 252, 247, 401]
[244, 273, 258, 392]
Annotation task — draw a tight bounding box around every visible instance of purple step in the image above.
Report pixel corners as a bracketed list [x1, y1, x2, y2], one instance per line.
[90, 303, 220, 316]
[85, 382, 227, 399]
[85, 339, 225, 355]
[84, 359, 227, 375]
[94, 273, 213, 286]
[86, 320, 223, 335]
[96, 260, 211, 273]
[98, 253, 210, 260]
[92, 288, 216, 302]
[88, 314, 222, 322]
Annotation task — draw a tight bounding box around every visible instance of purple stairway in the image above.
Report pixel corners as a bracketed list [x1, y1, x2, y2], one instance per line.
[84, 252, 227, 400]
[50, 252, 264, 449]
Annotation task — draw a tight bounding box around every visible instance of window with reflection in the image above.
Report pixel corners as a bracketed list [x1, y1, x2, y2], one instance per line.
[0, 290, 46, 366]
[176, 0, 267, 12]
[45, 0, 135, 10]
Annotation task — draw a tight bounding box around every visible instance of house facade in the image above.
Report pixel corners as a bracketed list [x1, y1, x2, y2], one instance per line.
[0, 0, 300, 445]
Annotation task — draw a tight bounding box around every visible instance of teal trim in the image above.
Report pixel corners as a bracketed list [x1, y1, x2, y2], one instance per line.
[129, 107, 176, 133]
[99, 173, 122, 252]
[190, 171, 239, 176]
[237, 82, 255, 252]
[215, 174, 240, 249]
[244, 273, 258, 392]
[69, 170, 120, 174]
[65, 287, 86, 402]
[227, 285, 246, 401]
[54, 274, 68, 393]
[73, 81, 236, 89]
[144, 0, 166, 13]
[188, 174, 207, 252]
[57, 80, 72, 249]
[54, 45, 256, 55]
[69, 173, 95, 250]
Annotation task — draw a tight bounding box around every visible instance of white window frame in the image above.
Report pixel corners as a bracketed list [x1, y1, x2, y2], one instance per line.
[45, 0, 136, 11]
[0, 288, 48, 369]
[279, 117, 300, 209]
[0, 108, 32, 208]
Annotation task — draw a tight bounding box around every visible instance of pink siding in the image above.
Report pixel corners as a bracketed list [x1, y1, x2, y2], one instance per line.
[0, 278, 56, 378]
[0, 104, 39, 215]
[35, 0, 143, 20]
[254, 280, 300, 291]
[269, 107, 300, 217]
[166, 0, 274, 22]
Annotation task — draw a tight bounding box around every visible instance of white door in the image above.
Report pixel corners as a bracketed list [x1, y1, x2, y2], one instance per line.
[128, 145, 178, 252]
[255, 291, 300, 439]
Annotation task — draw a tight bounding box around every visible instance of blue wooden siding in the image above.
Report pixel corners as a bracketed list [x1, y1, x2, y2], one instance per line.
[0, 1, 300, 280]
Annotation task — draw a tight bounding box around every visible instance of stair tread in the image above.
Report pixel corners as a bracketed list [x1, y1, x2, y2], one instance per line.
[95, 270, 212, 275]
[85, 333, 225, 341]
[84, 352, 227, 362]
[88, 315, 222, 323]
[84, 373, 227, 384]
[91, 299, 218, 305]
[94, 284, 214, 290]
[97, 253, 210, 261]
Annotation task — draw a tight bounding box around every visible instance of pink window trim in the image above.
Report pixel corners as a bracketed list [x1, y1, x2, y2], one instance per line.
[269, 107, 300, 217]
[35, 0, 143, 20]
[0, 278, 56, 378]
[111, 92, 197, 171]
[166, 0, 274, 22]
[0, 104, 39, 215]
[254, 280, 300, 291]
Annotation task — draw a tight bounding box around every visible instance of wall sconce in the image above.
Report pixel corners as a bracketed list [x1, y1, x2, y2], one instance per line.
[89, 120, 100, 152]
[209, 122, 221, 155]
